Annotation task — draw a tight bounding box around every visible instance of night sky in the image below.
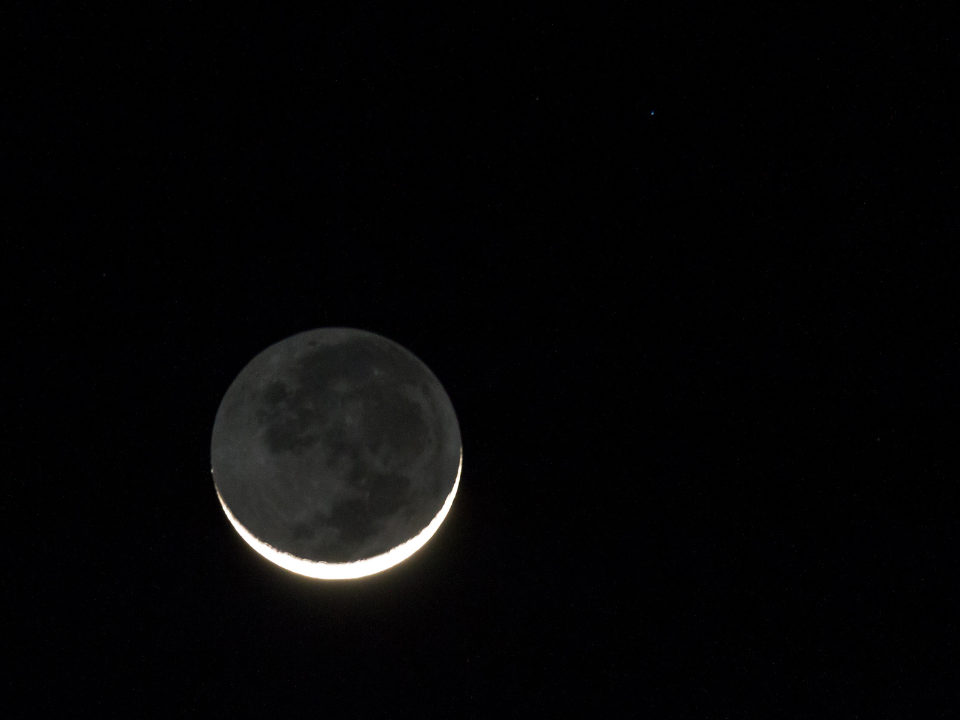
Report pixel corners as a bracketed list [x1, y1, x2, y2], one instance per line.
[6, 3, 957, 716]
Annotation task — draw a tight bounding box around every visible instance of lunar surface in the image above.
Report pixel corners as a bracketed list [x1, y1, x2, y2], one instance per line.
[210, 328, 462, 579]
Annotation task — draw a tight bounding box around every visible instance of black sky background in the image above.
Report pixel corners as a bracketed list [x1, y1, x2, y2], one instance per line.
[4, 2, 958, 716]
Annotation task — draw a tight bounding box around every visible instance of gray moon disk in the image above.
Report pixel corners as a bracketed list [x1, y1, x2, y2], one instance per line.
[210, 328, 462, 579]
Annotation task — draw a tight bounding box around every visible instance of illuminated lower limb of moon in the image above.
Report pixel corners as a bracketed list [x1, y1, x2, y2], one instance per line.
[215, 449, 462, 580]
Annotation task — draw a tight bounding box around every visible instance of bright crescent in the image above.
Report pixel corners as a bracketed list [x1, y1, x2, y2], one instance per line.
[214, 450, 461, 579]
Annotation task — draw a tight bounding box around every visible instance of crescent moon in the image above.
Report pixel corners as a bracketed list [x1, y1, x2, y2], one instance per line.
[210, 328, 462, 580]
[213, 451, 461, 579]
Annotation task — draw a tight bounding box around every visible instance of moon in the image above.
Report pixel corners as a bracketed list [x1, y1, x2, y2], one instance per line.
[210, 328, 462, 580]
